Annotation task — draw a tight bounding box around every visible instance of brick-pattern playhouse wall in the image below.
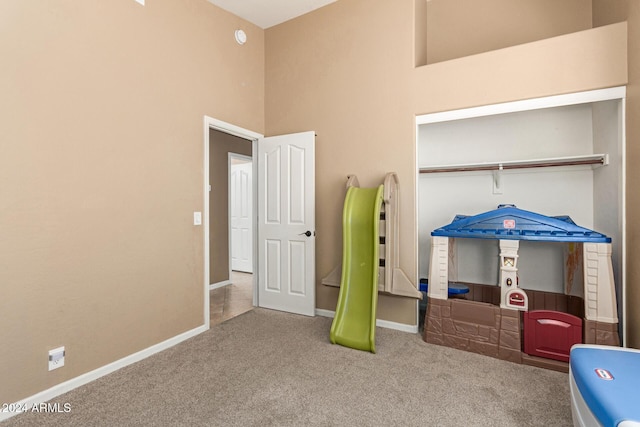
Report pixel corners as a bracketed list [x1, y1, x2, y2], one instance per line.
[423, 282, 619, 371]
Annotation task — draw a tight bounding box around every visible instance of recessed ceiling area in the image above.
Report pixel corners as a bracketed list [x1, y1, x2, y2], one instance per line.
[207, 0, 337, 29]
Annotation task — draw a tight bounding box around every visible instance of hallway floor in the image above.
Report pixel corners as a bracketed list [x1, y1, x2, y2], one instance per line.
[210, 271, 254, 326]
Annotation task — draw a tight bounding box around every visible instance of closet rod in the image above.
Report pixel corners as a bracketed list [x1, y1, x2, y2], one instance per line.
[419, 154, 607, 174]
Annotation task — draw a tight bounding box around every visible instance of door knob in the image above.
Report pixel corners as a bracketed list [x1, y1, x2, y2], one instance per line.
[299, 230, 312, 237]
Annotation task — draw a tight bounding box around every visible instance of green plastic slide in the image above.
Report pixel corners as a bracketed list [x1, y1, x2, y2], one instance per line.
[330, 184, 384, 353]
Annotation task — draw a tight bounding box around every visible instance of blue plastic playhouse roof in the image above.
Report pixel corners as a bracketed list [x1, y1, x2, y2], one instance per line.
[431, 205, 611, 242]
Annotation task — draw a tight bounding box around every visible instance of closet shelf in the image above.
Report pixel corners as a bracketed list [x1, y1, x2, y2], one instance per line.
[419, 154, 608, 174]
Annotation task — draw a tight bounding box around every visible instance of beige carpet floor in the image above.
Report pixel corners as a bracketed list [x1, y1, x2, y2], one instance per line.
[2, 308, 573, 426]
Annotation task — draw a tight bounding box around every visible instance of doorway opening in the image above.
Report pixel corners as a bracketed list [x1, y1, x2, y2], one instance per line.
[203, 117, 263, 329]
[208, 153, 254, 326]
[415, 86, 627, 344]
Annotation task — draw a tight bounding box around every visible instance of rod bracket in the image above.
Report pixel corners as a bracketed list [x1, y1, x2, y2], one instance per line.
[493, 164, 503, 194]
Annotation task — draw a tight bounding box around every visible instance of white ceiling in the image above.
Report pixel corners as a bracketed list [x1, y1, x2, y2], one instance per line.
[207, 0, 337, 29]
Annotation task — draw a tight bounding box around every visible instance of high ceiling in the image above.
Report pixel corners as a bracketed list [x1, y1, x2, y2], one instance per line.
[207, 0, 337, 29]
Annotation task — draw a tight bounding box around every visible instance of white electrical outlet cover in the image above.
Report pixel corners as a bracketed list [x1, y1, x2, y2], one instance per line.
[48, 346, 65, 371]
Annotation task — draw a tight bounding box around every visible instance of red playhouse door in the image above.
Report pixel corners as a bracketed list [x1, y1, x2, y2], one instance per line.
[524, 310, 582, 363]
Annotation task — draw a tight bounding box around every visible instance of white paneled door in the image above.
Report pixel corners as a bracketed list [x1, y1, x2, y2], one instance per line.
[258, 131, 315, 316]
[230, 158, 253, 273]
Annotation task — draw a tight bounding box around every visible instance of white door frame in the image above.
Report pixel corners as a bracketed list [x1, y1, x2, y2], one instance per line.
[203, 116, 263, 329]
[228, 153, 253, 274]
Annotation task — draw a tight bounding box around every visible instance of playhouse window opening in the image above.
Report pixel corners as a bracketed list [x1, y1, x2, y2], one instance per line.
[446, 237, 585, 317]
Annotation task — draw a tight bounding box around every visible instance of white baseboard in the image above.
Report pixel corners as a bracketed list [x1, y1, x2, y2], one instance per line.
[315, 309, 418, 334]
[0, 324, 208, 422]
[209, 280, 231, 290]
[315, 308, 336, 319]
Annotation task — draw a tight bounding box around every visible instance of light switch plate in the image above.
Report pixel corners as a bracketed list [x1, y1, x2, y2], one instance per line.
[194, 212, 202, 226]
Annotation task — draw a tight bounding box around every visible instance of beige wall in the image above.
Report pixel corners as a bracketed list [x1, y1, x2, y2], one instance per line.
[266, 0, 628, 328]
[266, 0, 419, 325]
[209, 130, 252, 284]
[414, 22, 627, 115]
[423, 0, 592, 64]
[0, 0, 264, 404]
[592, 0, 628, 27]
[623, 2, 640, 348]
